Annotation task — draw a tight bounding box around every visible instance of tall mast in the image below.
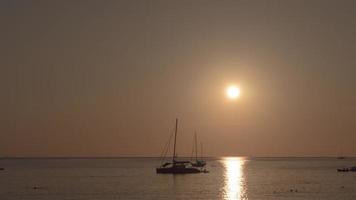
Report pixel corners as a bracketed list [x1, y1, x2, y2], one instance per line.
[173, 118, 178, 163]
[195, 131, 198, 161]
[200, 142, 203, 161]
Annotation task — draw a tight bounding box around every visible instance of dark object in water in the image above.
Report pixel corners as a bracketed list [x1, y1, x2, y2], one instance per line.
[0, 168, 4, 170]
[337, 168, 349, 172]
[337, 156, 345, 159]
[337, 166, 356, 172]
[156, 161, 201, 174]
[289, 188, 299, 193]
[156, 119, 204, 174]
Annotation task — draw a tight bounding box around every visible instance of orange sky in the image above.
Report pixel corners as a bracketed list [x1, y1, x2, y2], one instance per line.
[1, 0, 356, 157]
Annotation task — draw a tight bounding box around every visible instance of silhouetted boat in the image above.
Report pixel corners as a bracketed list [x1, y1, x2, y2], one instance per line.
[156, 119, 201, 174]
[337, 166, 356, 172]
[337, 167, 349, 172]
[156, 161, 201, 174]
[191, 132, 206, 168]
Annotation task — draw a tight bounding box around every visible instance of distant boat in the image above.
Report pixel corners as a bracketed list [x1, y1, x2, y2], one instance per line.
[156, 119, 202, 174]
[337, 166, 356, 172]
[337, 156, 345, 160]
[337, 167, 349, 172]
[191, 132, 206, 168]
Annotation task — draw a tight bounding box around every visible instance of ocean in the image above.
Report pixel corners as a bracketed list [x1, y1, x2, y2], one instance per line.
[1, 157, 356, 200]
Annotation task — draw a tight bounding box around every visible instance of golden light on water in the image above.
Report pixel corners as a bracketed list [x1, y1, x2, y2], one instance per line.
[226, 85, 241, 100]
[222, 157, 247, 200]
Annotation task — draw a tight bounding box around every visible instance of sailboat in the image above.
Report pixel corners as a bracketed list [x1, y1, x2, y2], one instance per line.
[156, 119, 201, 174]
[191, 132, 206, 167]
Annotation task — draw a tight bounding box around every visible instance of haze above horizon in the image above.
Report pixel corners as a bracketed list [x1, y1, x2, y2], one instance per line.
[1, 0, 356, 157]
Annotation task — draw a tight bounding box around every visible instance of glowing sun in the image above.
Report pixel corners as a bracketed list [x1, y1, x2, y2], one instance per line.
[226, 85, 241, 99]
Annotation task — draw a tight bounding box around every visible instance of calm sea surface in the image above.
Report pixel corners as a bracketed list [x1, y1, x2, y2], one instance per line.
[1, 157, 356, 200]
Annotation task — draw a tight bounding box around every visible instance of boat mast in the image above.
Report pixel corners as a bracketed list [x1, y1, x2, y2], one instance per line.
[195, 131, 198, 161]
[173, 118, 178, 163]
[200, 142, 203, 161]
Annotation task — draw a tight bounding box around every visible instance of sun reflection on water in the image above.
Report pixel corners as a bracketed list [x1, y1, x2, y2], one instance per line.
[222, 157, 247, 200]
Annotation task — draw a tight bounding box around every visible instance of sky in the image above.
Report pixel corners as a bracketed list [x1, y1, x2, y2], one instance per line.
[1, 0, 356, 157]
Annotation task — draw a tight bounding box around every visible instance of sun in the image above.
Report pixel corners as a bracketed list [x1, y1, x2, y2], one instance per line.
[226, 85, 241, 99]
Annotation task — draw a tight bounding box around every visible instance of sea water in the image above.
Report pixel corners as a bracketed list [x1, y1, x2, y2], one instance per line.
[1, 157, 356, 200]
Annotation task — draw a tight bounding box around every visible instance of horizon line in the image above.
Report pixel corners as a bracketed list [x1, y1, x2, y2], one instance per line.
[1, 156, 355, 159]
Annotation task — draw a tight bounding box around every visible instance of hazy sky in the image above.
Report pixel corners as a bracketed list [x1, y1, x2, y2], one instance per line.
[1, 0, 356, 157]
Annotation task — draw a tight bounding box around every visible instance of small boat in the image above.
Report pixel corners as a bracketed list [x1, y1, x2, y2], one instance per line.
[337, 168, 349, 172]
[156, 119, 202, 174]
[337, 167, 356, 172]
[156, 161, 201, 174]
